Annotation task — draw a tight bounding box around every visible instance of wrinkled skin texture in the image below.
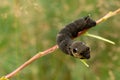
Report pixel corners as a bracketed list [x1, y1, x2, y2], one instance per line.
[57, 16, 96, 59]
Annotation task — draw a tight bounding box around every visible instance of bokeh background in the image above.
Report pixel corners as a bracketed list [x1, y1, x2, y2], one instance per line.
[0, 0, 120, 80]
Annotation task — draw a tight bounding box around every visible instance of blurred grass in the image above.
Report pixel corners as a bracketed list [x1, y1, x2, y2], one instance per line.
[0, 0, 120, 80]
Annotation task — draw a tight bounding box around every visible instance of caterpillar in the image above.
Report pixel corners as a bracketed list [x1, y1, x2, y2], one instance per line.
[56, 16, 96, 59]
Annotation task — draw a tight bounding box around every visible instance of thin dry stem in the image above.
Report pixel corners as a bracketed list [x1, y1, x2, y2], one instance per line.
[96, 8, 120, 24]
[5, 45, 58, 78]
[5, 8, 120, 79]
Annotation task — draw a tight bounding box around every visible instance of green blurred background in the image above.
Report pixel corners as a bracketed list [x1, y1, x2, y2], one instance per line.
[0, 0, 120, 80]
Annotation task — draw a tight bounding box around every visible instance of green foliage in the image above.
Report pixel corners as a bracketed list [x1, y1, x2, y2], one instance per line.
[0, 0, 120, 80]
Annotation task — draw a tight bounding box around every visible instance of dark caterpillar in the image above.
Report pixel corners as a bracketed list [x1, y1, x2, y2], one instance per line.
[56, 16, 96, 59]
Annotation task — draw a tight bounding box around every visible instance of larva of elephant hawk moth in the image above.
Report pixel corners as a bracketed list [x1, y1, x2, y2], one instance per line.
[56, 16, 96, 59]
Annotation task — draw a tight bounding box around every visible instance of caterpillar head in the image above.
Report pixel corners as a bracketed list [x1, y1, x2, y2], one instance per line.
[70, 41, 90, 59]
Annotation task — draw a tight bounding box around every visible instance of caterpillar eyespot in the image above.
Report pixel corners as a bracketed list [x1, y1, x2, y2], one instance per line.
[72, 48, 78, 53]
[56, 16, 96, 59]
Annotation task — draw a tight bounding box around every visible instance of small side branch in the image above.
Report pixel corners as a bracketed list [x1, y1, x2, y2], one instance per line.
[5, 8, 120, 79]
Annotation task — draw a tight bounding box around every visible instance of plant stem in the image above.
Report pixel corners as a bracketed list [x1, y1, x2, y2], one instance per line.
[5, 8, 120, 79]
[96, 8, 120, 24]
[85, 33, 115, 45]
[5, 45, 58, 78]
